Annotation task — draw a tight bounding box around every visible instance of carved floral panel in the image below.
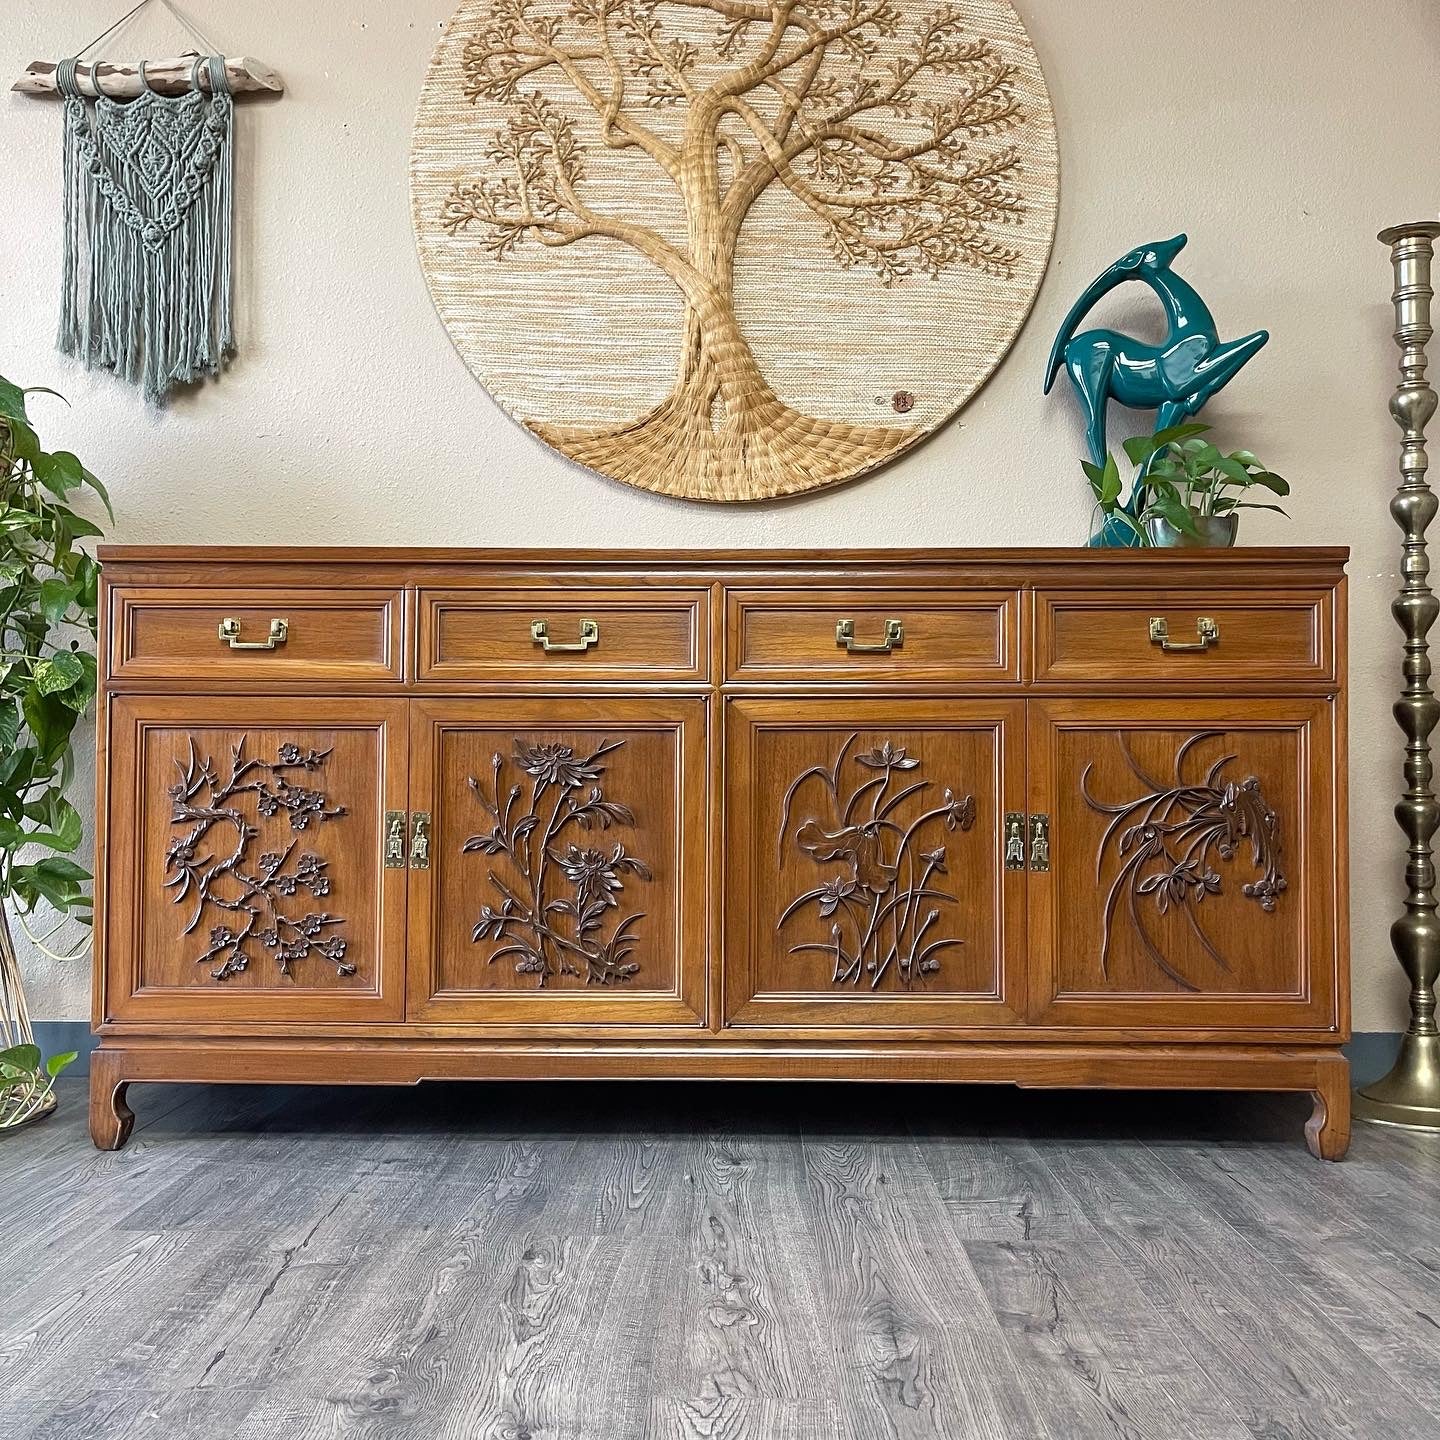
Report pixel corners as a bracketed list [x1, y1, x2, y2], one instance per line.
[743, 722, 1006, 1002]
[1051, 726, 1304, 998]
[429, 723, 685, 996]
[133, 722, 389, 997]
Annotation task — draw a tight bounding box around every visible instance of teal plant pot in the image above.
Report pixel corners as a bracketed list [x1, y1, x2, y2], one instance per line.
[1145, 512, 1238, 548]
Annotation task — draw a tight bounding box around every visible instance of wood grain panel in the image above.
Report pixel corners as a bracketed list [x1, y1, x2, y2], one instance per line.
[726, 588, 1017, 684]
[1028, 698, 1340, 1032]
[407, 696, 707, 1025]
[419, 588, 709, 682]
[109, 587, 403, 683]
[102, 696, 408, 1023]
[1034, 588, 1332, 685]
[724, 698, 1026, 1029]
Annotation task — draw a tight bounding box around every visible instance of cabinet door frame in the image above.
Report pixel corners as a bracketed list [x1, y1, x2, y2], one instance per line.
[406, 695, 708, 1026]
[723, 696, 1028, 1032]
[101, 694, 410, 1024]
[1027, 696, 1342, 1035]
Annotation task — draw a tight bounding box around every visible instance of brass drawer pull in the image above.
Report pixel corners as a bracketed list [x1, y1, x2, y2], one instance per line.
[218, 617, 288, 651]
[836, 617, 904, 654]
[531, 618, 599, 654]
[1149, 615, 1218, 653]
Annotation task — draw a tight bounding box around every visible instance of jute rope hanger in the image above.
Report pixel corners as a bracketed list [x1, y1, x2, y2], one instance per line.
[13, 0, 283, 98]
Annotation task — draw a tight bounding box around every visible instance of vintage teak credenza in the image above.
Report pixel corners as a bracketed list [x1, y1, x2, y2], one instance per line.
[90, 548, 1351, 1157]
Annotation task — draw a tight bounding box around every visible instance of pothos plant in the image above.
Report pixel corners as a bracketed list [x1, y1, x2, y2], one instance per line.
[1083, 422, 1290, 545]
[0, 373, 110, 1130]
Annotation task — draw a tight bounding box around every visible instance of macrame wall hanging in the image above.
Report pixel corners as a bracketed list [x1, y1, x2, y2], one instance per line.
[13, 0, 283, 403]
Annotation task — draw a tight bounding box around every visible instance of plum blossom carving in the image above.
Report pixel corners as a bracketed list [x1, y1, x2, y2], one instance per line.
[163, 737, 351, 982]
[777, 733, 976, 989]
[463, 738, 651, 986]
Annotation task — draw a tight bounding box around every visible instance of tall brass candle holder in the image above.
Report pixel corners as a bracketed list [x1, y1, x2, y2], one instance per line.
[1357, 221, 1440, 1131]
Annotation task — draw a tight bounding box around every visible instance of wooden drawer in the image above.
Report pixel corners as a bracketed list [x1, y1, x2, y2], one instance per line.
[418, 587, 709, 682]
[1033, 588, 1334, 685]
[108, 587, 403, 683]
[725, 588, 1018, 684]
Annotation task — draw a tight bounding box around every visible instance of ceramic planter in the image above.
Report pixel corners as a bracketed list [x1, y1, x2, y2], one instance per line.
[1145, 512, 1239, 548]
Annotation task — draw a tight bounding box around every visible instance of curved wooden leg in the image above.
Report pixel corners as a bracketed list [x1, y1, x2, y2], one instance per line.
[89, 1050, 134, 1151]
[1305, 1053, 1351, 1161]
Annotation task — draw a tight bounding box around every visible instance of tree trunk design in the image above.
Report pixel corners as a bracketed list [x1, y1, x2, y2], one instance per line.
[423, 0, 1051, 500]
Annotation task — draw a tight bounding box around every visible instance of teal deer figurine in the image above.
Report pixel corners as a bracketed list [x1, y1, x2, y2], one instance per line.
[1045, 235, 1269, 546]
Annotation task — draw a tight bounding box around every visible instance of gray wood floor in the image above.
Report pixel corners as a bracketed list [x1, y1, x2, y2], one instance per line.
[2, 1082, 1438, 1439]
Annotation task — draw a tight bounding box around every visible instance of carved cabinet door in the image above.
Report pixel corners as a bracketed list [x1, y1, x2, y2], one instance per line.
[723, 699, 1026, 1030]
[406, 698, 707, 1026]
[1028, 699, 1341, 1033]
[101, 697, 409, 1022]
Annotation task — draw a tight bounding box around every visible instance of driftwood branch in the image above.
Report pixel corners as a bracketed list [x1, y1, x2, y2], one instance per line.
[13, 55, 284, 98]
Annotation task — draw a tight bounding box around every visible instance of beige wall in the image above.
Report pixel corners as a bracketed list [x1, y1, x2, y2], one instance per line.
[3, 1, 1437, 1029]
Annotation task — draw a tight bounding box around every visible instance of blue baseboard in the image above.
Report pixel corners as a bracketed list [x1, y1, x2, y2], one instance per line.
[30, 1022, 1404, 1087]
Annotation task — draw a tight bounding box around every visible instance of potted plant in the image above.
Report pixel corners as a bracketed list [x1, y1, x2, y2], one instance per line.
[0, 374, 109, 1132]
[1083, 422, 1289, 548]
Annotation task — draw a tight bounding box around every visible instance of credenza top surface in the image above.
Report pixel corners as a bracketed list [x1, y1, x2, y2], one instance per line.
[98, 545, 1349, 583]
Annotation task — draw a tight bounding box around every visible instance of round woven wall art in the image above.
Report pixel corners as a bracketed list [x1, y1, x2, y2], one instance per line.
[412, 0, 1058, 502]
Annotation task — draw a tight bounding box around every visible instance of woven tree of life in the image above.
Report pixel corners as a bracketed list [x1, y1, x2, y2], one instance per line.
[413, 0, 1057, 501]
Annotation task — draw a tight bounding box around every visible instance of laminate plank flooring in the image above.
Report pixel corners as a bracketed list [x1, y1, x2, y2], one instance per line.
[3, 1083, 1438, 1439]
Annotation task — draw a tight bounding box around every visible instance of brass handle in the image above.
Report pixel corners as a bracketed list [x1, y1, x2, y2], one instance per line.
[218, 617, 288, 651]
[1149, 616, 1219, 653]
[836, 617, 904, 654]
[1029, 813, 1050, 872]
[409, 811, 431, 871]
[531, 618, 599, 654]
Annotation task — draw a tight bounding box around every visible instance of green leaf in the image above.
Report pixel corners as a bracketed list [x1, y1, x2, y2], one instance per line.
[82, 469, 114, 522]
[0, 378, 27, 423]
[61, 513, 105, 539]
[6, 418, 41, 464]
[38, 577, 81, 626]
[0, 702, 17, 752]
[1212, 456, 1252, 487]
[0, 1044, 41, 1075]
[11, 856, 90, 913]
[1152, 422, 1211, 447]
[22, 794, 83, 852]
[45, 1050, 79, 1077]
[1235, 502, 1291, 516]
[32, 450, 86, 499]
[23, 687, 77, 765]
[1155, 499, 1201, 534]
[1251, 471, 1290, 496]
[33, 652, 85, 697]
[1122, 433, 1161, 466]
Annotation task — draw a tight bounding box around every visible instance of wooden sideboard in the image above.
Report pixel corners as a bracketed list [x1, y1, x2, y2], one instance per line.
[90, 547, 1351, 1157]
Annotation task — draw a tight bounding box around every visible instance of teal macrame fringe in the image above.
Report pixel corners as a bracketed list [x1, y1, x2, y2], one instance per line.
[56, 55, 235, 404]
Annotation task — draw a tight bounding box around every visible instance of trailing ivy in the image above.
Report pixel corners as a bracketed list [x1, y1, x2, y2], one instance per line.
[0, 373, 108, 920]
[0, 373, 107, 1126]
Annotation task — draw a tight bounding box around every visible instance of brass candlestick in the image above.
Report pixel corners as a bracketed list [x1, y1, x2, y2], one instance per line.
[1357, 221, 1440, 1131]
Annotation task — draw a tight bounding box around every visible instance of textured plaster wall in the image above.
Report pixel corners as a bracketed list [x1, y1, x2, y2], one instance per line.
[2, 1, 1438, 1028]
